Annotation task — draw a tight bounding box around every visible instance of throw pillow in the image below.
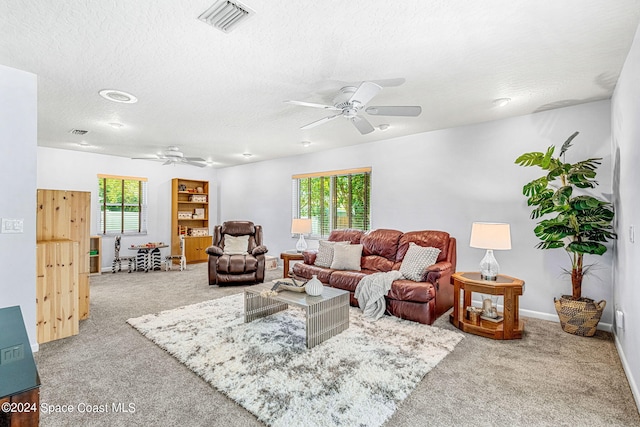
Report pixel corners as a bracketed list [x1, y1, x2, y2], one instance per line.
[330, 244, 363, 271]
[400, 243, 441, 281]
[223, 235, 250, 255]
[314, 240, 349, 268]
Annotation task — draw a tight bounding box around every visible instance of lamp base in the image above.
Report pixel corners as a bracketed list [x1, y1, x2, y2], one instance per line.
[295, 234, 307, 253]
[479, 249, 499, 281]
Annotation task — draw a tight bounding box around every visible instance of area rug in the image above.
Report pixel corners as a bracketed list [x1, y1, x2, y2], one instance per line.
[127, 293, 463, 427]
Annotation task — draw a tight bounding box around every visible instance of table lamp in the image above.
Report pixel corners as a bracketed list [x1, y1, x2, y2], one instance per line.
[291, 218, 312, 252]
[469, 222, 512, 281]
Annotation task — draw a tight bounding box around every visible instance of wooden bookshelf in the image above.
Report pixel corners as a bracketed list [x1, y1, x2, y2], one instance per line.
[171, 178, 212, 263]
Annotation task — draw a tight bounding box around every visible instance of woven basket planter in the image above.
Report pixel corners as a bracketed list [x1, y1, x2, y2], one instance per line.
[554, 296, 606, 337]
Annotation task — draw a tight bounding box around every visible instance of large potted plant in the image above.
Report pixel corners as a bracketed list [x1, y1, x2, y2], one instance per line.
[515, 131, 616, 336]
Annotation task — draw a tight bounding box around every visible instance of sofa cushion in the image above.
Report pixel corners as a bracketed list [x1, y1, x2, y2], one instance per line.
[330, 244, 363, 270]
[361, 255, 394, 272]
[328, 228, 364, 244]
[293, 262, 334, 284]
[399, 243, 441, 281]
[361, 229, 403, 260]
[387, 279, 436, 303]
[329, 270, 371, 292]
[396, 230, 451, 263]
[314, 240, 349, 268]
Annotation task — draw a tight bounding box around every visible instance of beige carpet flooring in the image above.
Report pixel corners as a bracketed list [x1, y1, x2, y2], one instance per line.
[34, 263, 640, 427]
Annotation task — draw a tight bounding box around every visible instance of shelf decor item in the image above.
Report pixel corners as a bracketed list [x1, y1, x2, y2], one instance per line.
[305, 275, 323, 296]
[515, 131, 616, 336]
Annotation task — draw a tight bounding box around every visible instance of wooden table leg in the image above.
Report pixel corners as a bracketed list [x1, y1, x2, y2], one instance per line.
[503, 287, 515, 339]
[451, 279, 461, 327]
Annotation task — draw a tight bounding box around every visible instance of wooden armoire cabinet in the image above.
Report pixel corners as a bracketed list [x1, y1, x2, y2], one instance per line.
[36, 189, 91, 343]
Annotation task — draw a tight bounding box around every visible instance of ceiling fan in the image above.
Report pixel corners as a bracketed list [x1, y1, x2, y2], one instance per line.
[285, 81, 422, 135]
[133, 146, 207, 167]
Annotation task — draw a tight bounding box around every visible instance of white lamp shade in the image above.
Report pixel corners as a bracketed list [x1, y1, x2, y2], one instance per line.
[469, 222, 512, 250]
[291, 218, 312, 234]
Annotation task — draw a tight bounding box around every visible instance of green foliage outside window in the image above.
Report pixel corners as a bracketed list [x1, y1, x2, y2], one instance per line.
[294, 170, 370, 238]
[98, 177, 147, 234]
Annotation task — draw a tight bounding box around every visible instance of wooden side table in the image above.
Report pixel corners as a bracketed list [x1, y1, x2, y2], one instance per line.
[450, 272, 525, 340]
[280, 251, 304, 278]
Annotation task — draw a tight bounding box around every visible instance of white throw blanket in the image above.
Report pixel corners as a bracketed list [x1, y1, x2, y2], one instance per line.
[354, 270, 404, 320]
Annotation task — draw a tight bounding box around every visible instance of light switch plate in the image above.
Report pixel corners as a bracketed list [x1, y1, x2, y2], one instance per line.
[1, 218, 24, 233]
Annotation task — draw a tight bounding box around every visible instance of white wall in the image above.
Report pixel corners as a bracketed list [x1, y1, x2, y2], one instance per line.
[37, 147, 217, 270]
[217, 101, 614, 325]
[0, 65, 38, 349]
[611, 22, 640, 410]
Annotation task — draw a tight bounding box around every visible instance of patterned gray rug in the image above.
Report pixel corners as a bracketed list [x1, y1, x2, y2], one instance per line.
[127, 293, 463, 427]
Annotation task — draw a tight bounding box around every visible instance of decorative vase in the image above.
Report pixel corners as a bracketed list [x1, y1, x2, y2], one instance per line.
[554, 295, 606, 337]
[305, 275, 323, 296]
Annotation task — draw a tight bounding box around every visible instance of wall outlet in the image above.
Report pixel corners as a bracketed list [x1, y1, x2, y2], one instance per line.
[1, 218, 24, 233]
[615, 309, 625, 330]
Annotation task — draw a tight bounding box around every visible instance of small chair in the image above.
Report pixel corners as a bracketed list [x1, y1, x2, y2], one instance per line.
[111, 235, 136, 273]
[164, 235, 187, 271]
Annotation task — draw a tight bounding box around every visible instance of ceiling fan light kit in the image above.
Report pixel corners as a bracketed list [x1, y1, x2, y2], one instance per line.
[132, 146, 206, 167]
[287, 80, 422, 135]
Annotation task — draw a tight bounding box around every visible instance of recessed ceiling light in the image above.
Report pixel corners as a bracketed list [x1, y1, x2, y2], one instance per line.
[242, 153, 253, 158]
[493, 98, 511, 107]
[109, 122, 124, 128]
[99, 89, 138, 104]
[378, 124, 390, 131]
[77, 141, 90, 147]
[301, 141, 311, 147]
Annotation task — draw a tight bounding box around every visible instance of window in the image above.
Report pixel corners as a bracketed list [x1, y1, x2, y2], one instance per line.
[98, 174, 148, 235]
[292, 168, 370, 238]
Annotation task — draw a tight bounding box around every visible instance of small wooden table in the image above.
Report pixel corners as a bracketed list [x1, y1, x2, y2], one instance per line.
[450, 272, 525, 340]
[280, 251, 304, 278]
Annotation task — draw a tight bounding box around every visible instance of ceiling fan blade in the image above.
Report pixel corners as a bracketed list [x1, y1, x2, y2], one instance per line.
[185, 161, 206, 167]
[370, 77, 406, 87]
[349, 81, 382, 106]
[185, 157, 206, 162]
[300, 114, 341, 130]
[351, 116, 375, 135]
[285, 100, 340, 110]
[162, 160, 174, 166]
[365, 106, 422, 117]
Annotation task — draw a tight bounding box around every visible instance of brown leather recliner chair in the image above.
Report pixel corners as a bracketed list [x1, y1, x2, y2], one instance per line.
[206, 221, 268, 285]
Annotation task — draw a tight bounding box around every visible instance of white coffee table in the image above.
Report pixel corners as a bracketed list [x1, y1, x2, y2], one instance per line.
[244, 282, 350, 348]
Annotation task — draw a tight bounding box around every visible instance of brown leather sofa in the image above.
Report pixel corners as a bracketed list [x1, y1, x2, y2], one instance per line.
[206, 221, 268, 285]
[292, 228, 456, 324]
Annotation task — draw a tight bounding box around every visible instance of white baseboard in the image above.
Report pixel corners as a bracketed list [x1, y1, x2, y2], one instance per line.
[518, 307, 613, 332]
[615, 333, 640, 413]
[31, 342, 39, 353]
[469, 298, 613, 332]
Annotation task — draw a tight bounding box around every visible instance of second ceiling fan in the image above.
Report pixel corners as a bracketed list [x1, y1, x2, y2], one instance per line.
[286, 81, 421, 135]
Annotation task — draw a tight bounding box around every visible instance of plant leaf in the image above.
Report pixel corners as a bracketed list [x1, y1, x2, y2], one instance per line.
[541, 146, 555, 169]
[552, 186, 573, 206]
[567, 241, 607, 255]
[515, 152, 545, 167]
[559, 131, 579, 157]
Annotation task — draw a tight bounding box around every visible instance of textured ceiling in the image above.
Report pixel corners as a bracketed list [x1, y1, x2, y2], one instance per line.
[1, 0, 639, 168]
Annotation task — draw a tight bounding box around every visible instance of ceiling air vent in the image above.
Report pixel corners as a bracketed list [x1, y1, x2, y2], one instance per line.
[198, 0, 255, 33]
[69, 129, 89, 135]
